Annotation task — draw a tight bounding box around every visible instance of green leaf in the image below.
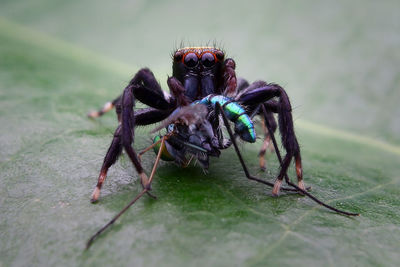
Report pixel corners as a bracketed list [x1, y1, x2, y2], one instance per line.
[1, 1, 400, 266]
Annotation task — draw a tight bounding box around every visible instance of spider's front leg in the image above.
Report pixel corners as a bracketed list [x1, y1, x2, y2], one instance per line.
[237, 83, 304, 195]
[236, 80, 278, 171]
[90, 68, 175, 202]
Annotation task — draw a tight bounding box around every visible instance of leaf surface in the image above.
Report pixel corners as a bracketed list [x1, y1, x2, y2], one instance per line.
[1, 2, 400, 266]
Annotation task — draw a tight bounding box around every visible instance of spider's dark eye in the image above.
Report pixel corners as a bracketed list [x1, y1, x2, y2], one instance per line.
[215, 50, 224, 60]
[174, 51, 183, 62]
[184, 53, 198, 68]
[201, 53, 215, 67]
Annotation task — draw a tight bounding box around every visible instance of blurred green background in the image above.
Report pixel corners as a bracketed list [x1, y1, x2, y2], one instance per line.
[1, 0, 399, 266]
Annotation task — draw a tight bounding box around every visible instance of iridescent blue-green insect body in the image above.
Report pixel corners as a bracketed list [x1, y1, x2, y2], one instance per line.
[86, 46, 359, 249]
[198, 95, 256, 143]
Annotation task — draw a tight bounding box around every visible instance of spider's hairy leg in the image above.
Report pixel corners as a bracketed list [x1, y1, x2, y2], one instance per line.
[218, 101, 358, 216]
[90, 108, 172, 202]
[222, 58, 237, 97]
[120, 69, 169, 190]
[88, 95, 121, 119]
[167, 76, 190, 106]
[236, 80, 278, 172]
[238, 83, 302, 195]
[90, 68, 174, 202]
[88, 66, 174, 119]
[236, 78, 278, 171]
[236, 77, 250, 92]
[261, 103, 304, 192]
[91, 125, 122, 203]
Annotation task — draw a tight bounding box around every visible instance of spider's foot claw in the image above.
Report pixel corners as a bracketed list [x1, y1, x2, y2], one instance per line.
[87, 111, 100, 118]
[298, 180, 306, 195]
[88, 102, 113, 119]
[259, 158, 266, 172]
[272, 179, 282, 196]
[140, 172, 150, 189]
[90, 187, 101, 203]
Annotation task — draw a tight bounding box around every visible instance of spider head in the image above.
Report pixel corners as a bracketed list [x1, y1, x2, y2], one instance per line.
[172, 47, 225, 101]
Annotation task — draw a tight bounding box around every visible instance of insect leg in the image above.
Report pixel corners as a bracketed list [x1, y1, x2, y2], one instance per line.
[86, 135, 169, 249]
[86, 188, 148, 250]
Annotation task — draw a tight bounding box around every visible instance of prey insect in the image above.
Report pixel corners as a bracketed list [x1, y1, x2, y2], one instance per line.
[86, 47, 359, 249]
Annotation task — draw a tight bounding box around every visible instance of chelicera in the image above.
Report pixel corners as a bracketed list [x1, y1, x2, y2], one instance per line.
[86, 47, 358, 249]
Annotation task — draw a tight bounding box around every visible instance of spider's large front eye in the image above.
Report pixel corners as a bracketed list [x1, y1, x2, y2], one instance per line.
[184, 53, 198, 68]
[201, 53, 215, 67]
